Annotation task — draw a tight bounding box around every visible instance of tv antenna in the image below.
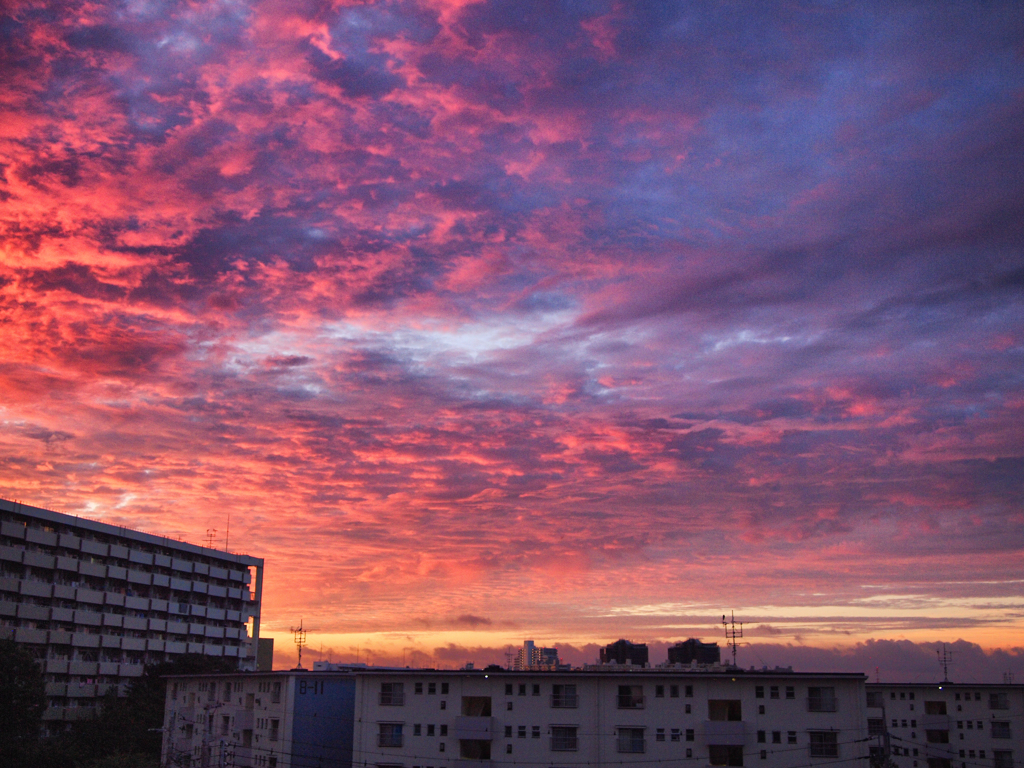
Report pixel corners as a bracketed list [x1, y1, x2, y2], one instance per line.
[937, 644, 953, 683]
[723, 611, 744, 667]
[505, 645, 515, 670]
[291, 620, 308, 669]
[204, 529, 217, 549]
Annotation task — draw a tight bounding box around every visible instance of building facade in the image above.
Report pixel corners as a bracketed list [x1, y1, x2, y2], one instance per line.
[514, 640, 560, 671]
[866, 682, 1024, 768]
[162, 670, 357, 768]
[352, 668, 869, 768]
[600, 638, 649, 666]
[0, 497, 263, 728]
[668, 638, 722, 665]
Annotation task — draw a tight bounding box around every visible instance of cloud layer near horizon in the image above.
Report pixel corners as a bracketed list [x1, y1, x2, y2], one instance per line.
[1, 1, 1023, 657]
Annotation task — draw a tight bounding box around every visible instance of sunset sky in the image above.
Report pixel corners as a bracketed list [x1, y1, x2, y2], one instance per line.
[2, 1, 1023, 675]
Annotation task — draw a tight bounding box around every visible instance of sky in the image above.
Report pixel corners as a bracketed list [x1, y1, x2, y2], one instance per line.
[1, 0, 1023, 677]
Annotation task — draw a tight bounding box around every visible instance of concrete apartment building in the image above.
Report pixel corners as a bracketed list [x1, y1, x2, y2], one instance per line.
[352, 667, 870, 768]
[0, 497, 263, 728]
[162, 670, 356, 768]
[866, 682, 1024, 768]
[161, 666, 869, 768]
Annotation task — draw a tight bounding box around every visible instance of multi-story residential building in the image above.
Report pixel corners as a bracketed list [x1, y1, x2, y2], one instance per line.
[352, 667, 869, 768]
[668, 637, 722, 665]
[162, 670, 357, 768]
[514, 640, 560, 671]
[0, 497, 263, 729]
[600, 638, 649, 666]
[866, 682, 1024, 768]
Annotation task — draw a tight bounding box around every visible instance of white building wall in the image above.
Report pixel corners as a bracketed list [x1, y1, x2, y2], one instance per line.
[352, 670, 868, 768]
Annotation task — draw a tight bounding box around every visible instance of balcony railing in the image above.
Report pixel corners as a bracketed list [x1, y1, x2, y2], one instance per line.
[551, 734, 578, 751]
[379, 691, 405, 706]
[617, 736, 645, 753]
[378, 733, 403, 748]
[617, 695, 644, 709]
[807, 696, 837, 712]
[551, 694, 579, 708]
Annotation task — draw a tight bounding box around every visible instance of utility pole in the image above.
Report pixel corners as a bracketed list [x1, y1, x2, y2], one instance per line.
[722, 611, 743, 667]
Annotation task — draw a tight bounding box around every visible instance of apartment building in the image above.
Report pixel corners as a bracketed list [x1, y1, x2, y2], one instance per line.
[0, 497, 263, 728]
[162, 670, 357, 768]
[352, 668, 869, 768]
[866, 683, 1024, 768]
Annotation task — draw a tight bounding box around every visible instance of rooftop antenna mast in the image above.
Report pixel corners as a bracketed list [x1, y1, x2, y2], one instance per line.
[204, 528, 217, 549]
[292, 620, 308, 669]
[505, 645, 515, 671]
[937, 644, 953, 683]
[723, 611, 743, 667]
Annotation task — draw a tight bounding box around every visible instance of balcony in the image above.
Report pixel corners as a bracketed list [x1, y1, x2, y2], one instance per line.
[705, 721, 747, 746]
[617, 694, 644, 709]
[454, 716, 494, 740]
[551, 693, 579, 708]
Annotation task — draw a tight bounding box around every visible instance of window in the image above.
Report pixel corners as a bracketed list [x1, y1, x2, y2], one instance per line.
[440, 701, 446, 710]
[687, 749, 693, 758]
[504, 726, 512, 738]
[809, 731, 839, 758]
[671, 728, 681, 742]
[618, 685, 644, 709]
[785, 686, 795, 700]
[808, 687, 837, 712]
[551, 726, 578, 751]
[990, 693, 1010, 710]
[709, 745, 744, 766]
[772, 731, 781, 744]
[788, 732, 797, 744]
[440, 725, 447, 736]
[271, 682, 281, 704]
[269, 719, 279, 742]
[709, 700, 742, 721]
[507, 701, 513, 711]
[926, 730, 949, 744]
[519, 684, 526, 696]
[416, 682, 423, 694]
[532, 726, 540, 739]
[518, 726, 526, 738]
[505, 683, 513, 695]
[991, 722, 1011, 739]
[868, 719, 884, 737]
[770, 686, 779, 700]
[756, 686, 764, 699]
[617, 728, 645, 754]
[757, 731, 765, 743]
[440, 742, 446, 752]
[955, 693, 961, 701]
[506, 744, 512, 754]
[758, 705, 765, 715]
[926, 760, 951, 768]
[380, 683, 405, 706]
[685, 704, 692, 714]
[427, 725, 435, 737]
[441, 683, 449, 694]
[925, 701, 947, 715]
[656, 684, 665, 698]
[378, 723, 403, 748]
[552, 684, 578, 708]
[685, 685, 693, 698]
[686, 729, 694, 742]
[221, 716, 230, 736]
[428, 683, 436, 695]
[415, 724, 422, 736]
[909, 693, 915, 700]
[760, 750, 767, 760]
[867, 692, 884, 708]
[993, 751, 1013, 768]
[656, 728, 665, 742]
[532, 684, 540, 696]
[670, 685, 679, 698]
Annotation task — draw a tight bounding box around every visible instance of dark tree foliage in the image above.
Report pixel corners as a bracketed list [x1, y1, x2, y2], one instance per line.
[31, 654, 236, 768]
[0, 639, 46, 765]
